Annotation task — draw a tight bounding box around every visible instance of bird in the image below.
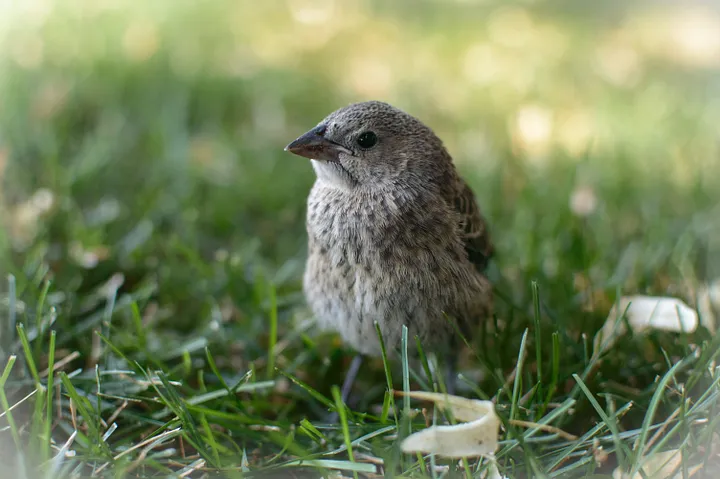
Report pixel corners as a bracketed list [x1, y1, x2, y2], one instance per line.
[284, 101, 493, 405]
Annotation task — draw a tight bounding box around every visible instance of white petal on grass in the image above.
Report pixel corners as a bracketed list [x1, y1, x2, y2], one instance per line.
[612, 448, 704, 479]
[484, 461, 509, 479]
[697, 278, 720, 333]
[594, 295, 699, 356]
[398, 391, 500, 458]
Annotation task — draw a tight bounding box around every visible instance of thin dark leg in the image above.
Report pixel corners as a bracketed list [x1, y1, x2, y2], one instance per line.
[444, 351, 458, 395]
[327, 354, 364, 423]
[341, 354, 364, 405]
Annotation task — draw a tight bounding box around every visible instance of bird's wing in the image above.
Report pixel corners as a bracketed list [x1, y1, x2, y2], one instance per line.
[453, 179, 493, 272]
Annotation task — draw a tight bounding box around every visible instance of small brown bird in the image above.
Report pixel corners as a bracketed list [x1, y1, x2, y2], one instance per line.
[285, 101, 493, 401]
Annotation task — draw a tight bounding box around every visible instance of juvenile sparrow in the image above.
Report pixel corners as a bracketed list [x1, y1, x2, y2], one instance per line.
[285, 101, 493, 400]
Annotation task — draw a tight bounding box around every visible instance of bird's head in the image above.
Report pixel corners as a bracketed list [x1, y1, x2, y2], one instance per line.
[285, 101, 452, 189]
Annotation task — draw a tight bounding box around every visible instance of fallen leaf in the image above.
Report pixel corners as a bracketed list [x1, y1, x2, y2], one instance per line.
[696, 278, 720, 334]
[483, 461, 508, 479]
[397, 391, 500, 458]
[612, 449, 703, 479]
[593, 295, 699, 357]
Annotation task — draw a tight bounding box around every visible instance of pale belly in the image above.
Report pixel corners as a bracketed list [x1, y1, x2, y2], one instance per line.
[303, 255, 455, 356]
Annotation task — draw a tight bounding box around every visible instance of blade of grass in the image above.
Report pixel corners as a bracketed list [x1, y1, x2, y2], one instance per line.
[47, 430, 77, 477]
[30, 376, 47, 460]
[276, 369, 336, 412]
[332, 385, 359, 479]
[497, 398, 577, 459]
[495, 408, 546, 478]
[102, 276, 120, 366]
[299, 418, 328, 445]
[401, 324, 410, 433]
[279, 459, 376, 474]
[532, 281, 543, 400]
[266, 283, 278, 380]
[380, 390, 391, 423]
[17, 323, 41, 389]
[0, 388, 37, 420]
[558, 301, 634, 429]
[374, 321, 398, 425]
[572, 374, 632, 470]
[198, 413, 221, 465]
[43, 330, 56, 460]
[0, 355, 21, 450]
[59, 372, 112, 456]
[146, 368, 219, 468]
[8, 275, 16, 342]
[541, 331, 560, 415]
[679, 385, 689, 479]
[266, 428, 298, 465]
[205, 347, 232, 394]
[33, 279, 51, 359]
[321, 424, 396, 457]
[510, 329, 529, 421]
[129, 302, 147, 351]
[630, 359, 686, 477]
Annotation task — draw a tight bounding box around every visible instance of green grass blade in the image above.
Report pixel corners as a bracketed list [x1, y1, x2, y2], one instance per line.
[205, 346, 232, 393]
[374, 321, 399, 425]
[7, 275, 16, 340]
[0, 355, 21, 450]
[276, 369, 336, 412]
[266, 283, 278, 380]
[43, 330, 56, 463]
[33, 279, 51, 359]
[199, 412, 222, 465]
[129, 301, 147, 351]
[531, 281, 543, 400]
[59, 372, 111, 456]
[280, 459, 376, 474]
[510, 329, 529, 421]
[332, 385, 359, 479]
[630, 359, 686, 477]
[401, 325, 410, 431]
[572, 374, 632, 469]
[17, 323, 41, 389]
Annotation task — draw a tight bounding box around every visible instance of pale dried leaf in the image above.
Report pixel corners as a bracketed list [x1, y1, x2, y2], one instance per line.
[697, 278, 720, 333]
[398, 391, 499, 458]
[594, 295, 699, 356]
[612, 449, 703, 479]
[483, 461, 508, 479]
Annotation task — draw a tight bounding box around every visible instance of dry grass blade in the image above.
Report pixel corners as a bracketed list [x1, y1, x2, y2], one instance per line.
[508, 419, 578, 441]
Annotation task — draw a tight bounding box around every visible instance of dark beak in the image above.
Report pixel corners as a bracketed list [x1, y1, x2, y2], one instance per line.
[284, 127, 353, 162]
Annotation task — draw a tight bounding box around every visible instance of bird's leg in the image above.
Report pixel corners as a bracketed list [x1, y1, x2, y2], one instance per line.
[340, 354, 364, 406]
[326, 354, 364, 423]
[444, 346, 458, 396]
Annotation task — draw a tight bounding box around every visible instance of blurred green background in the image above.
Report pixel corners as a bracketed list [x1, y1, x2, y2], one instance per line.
[1, 0, 720, 423]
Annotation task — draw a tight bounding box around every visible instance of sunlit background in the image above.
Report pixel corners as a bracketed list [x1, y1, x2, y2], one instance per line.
[1, 0, 720, 333]
[0, 0, 718, 330]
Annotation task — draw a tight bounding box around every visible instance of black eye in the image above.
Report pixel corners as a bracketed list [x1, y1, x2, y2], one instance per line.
[356, 131, 378, 149]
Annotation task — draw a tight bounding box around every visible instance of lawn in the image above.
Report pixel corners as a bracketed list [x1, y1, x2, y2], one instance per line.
[1, 1, 719, 477]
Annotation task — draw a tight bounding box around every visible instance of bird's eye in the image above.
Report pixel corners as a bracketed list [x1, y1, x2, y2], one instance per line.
[356, 131, 378, 149]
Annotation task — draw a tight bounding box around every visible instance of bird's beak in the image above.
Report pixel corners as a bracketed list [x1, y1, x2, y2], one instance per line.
[284, 127, 353, 162]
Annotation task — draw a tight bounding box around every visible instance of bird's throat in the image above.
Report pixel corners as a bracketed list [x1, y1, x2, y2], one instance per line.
[311, 159, 357, 189]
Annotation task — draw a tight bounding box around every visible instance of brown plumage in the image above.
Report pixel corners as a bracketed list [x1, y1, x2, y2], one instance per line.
[455, 180, 494, 272]
[285, 101, 493, 362]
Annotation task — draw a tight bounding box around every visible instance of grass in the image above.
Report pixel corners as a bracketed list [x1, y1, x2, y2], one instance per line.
[1, 1, 720, 477]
